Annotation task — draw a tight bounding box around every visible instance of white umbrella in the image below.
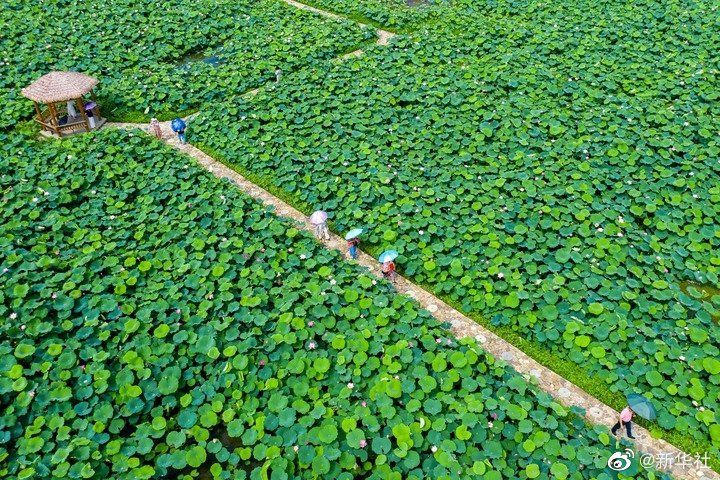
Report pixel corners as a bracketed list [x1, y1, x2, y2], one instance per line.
[310, 210, 328, 225]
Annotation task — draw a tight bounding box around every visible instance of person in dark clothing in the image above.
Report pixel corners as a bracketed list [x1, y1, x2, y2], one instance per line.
[611, 406, 636, 439]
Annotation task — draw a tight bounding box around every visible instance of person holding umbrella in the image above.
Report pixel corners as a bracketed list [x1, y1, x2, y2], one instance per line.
[171, 117, 187, 144]
[345, 228, 363, 260]
[379, 250, 399, 283]
[612, 393, 655, 440]
[84, 101, 98, 129]
[310, 210, 330, 241]
[611, 406, 636, 439]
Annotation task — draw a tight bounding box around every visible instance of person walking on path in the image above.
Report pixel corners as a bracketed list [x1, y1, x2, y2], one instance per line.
[345, 229, 363, 260]
[611, 405, 636, 439]
[150, 118, 162, 139]
[310, 210, 330, 241]
[378, 250, 399, 284]
[171, 117, 187, 144]
[347, 238, 359, 260]
[381, 260, 396, 283]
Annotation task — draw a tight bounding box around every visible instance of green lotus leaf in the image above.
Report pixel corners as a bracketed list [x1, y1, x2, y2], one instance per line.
[703, 358, 720, 375]
[186, 445, 207, 468]
[550, 462, 569, 479]
[14, 344, 35, 359]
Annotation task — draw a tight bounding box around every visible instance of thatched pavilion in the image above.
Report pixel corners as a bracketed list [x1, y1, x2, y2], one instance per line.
[21, 71, 105, 137]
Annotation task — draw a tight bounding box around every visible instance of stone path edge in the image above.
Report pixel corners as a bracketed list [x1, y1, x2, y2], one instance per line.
[105, 120, 717, 480]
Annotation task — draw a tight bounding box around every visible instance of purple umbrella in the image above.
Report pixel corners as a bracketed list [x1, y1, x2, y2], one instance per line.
[84, 101, 97, 110]
[310, 210, 328, 225]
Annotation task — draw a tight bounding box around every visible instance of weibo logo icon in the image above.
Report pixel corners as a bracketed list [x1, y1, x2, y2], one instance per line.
[607, 449, 635, 471]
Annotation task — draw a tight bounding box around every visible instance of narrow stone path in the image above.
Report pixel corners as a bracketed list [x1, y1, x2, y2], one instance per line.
[229, 0, 395, 94]
[282, 0, 396, 48]
[106, 120, 716, 480]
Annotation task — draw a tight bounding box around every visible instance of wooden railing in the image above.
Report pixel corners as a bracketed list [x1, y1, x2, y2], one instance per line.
[35, 108, 105, 137]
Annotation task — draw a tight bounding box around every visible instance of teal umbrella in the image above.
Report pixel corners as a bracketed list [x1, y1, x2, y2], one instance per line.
[345, 228, 363, 240]
[626, 393, 656, 420]
[378, 250, 399, 263]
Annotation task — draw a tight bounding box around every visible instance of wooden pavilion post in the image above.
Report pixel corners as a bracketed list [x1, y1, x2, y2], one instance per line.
[32, 101, 42, 123]
[76, 97, 91, 132]
[47, 102, 61, 136]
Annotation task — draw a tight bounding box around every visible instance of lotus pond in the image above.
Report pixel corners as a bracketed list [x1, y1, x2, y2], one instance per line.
[0, 0, 371, 127]
[191, 0, 720, 458]
[0, 130, 666, 479]
[297, 0, 441, 30]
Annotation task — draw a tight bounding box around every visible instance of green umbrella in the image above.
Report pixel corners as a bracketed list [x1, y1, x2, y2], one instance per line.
[626, 393, 656, 420]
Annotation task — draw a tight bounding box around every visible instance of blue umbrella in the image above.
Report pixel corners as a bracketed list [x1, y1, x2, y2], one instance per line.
[345, 228, 363, 240]
[378, 250, 399, 263]
[626, 393, 656, 420]
[171, 118, 186, 132]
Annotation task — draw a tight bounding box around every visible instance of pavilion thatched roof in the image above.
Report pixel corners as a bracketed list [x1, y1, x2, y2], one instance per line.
[21, 71, 98, 103]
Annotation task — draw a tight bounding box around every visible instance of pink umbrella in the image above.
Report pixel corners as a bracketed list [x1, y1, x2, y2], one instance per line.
[310, 210, 328, 225]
